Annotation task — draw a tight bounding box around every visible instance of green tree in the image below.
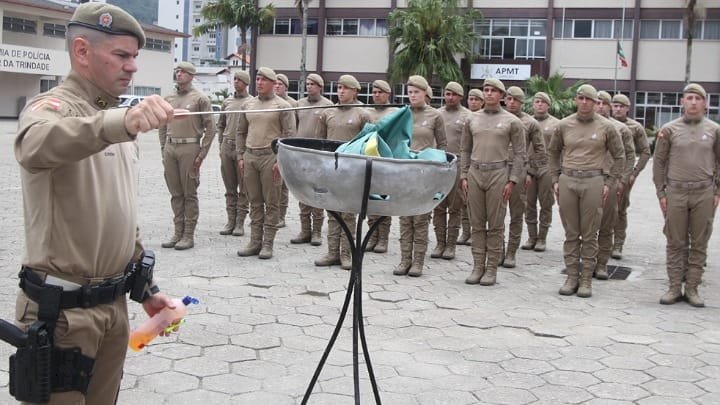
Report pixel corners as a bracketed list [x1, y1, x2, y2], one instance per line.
[193, 0, 275, 70]
[388, 0, 480, 85]
[294, 0, 313, 98]
[684, 0, 706, 84]
[523, 73, 587, 119]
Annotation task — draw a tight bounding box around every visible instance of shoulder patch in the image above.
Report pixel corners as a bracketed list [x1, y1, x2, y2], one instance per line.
[657, 130, 665, 140]
[30, 98, 61, 112]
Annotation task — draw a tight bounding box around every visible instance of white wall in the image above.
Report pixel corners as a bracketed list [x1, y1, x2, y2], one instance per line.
[636, 40, 720, 83]
[322, 37, 388, 73]
[256, 36, 318, 72]
[0, 71, 42, 117]
[555, 0, 638, 7]
[551, 39, 633, 81]
[326, 0, 393, 7]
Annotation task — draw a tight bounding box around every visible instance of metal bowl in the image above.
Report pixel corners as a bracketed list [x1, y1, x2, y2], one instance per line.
[276, 138, 457, 216]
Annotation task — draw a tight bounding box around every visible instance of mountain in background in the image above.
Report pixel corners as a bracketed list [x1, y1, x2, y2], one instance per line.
[108, 0, 159, 26]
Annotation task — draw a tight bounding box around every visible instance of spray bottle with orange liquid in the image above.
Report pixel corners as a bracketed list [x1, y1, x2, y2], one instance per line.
[128, 296, 198, 351]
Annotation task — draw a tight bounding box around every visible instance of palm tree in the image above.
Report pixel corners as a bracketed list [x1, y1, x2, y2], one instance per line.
[294, 0, 313, 98]
[387, 0, 480, 85]
[193, 0, 275, 71]
[523, 73, 587, 119]
[684, 0, 706, 84]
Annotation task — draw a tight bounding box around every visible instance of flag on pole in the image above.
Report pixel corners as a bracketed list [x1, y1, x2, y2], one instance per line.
[617, 41, 628, 68]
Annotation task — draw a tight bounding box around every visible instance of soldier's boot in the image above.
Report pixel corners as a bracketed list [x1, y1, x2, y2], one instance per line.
[502, 247, 517, 269]
[685, 285, 705, 308]
[258, 240, 274, 260]
[277, 202, 287, 228]
[291, 217, 312, 244]
[237, 227, 263, 257]
[161, 221, 184, 248]
[374, 219, 390, 253]
[534, 226, 548, 252]
[340, 238, 353, 270]
[442, 229, 459, 260]
[611, 245, 623, 260]
[458, 216, 471, 245]
[430, 227, 446, 258]
[174, 223, 195, 250]
[310, 217, 324, 246]
[521, 224, 537, 250]
[232, 213, 246, 236]
[479, 267, 497, 286]
[465, 253, 486, 284]
[365, 228, 378, 252]
[220, 211, 236, 236]
[408, 249, 426, 277]
[559, 264, 580, 296]
[314, 237, 340, 266]
[594, 263, 609, 280]
[576, 263, 594, 298]
[480, 249, 502, 285]
[393, 239, 413, 276]
[659, 283, 683, 305]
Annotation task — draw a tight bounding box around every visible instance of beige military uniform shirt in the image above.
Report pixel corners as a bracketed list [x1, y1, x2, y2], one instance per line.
[15, 71, 142, 281]
[216, 92, 249, 144]
[534, 113, 561, 150]
[547, 112, 625, 187]
[411, 105, 447, 151]
[515, 111, 546, 177]
[617, 116, 651, 178]
[460, 108, 527, 184]
[237, 95, 296, 156]
[439, 105, 470, 155]
[602, 116, 636, 183]
[159, 85, 215, 159]
[296, 95, 333, 138]
[319, 101, 372, 142]
[653, 116, 720, 198]
[368, 105, 400, 123]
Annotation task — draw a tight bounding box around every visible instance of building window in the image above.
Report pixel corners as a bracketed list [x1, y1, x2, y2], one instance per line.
[261, 18, 319, 35]
[43, 23, 65, 38]
[133, 86, 161, 97]
[686, 20, 720, 40]
[634, 91, 720, 128]
[3, 16, 37, 34]
[640, 20, 683, 39]
[554, 19, 633, 39]
[325, 18, 387, 36]
[145, 38, 172, 52]
[475, 19, 547, 60]
[193, 46, 200, 52]
[208, 46, 216, 53]
[40, 78, 58, 93]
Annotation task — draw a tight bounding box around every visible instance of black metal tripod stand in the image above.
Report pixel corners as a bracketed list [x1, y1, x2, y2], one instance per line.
[301, 159, 383, 405]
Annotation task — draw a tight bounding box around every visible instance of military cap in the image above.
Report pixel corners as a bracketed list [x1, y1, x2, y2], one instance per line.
[426, 87, 434, 100]
[407, 75, 430, 92]
[372, 80, 391, 94]
[338, 74, 361, 90]
[576, 84, 598, 102]
[482, 78, 506, 93]
[445, 81, 464, 97]
[468, 88, 484, 100]
[175, 61, 196, 75]
[612, 94, 631, 106]
[257, 66, 277, 82]
[68, 3, 146, 48]
[533, 91, 551, 105]
[506, 86, 525, 102]
[234, 70, 250, 84]
[683, 83, 707, 99]
[597, 90, 612, 104]
[277, 73, 289, 88]
[307, 73, 324, 87]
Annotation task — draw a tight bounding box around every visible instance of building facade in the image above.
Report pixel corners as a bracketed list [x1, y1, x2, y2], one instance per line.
[255, 0, 720, 129]
[0, 0, 184, 118]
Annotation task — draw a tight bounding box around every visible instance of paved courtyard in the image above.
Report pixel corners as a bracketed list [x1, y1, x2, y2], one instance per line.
[1, 118, 720, 404]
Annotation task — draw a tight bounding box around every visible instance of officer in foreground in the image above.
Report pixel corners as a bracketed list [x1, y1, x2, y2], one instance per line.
[653, 83, 720, 307]
[13, 3, 175, 403]
[458, 88, 485, 245]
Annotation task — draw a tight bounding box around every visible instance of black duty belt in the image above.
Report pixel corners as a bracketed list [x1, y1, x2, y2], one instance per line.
[561, 168, 603, 178]
[471, 161, 507, 171]
[245, 148, 274, 156]
[19, 267, 127, 310]
[529, 159, 547, 168]
[666, 178, 714, 190]
[168, 137, 200, 144]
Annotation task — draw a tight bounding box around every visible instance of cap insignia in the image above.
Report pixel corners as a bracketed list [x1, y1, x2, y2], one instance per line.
[99, 13, 113, 28]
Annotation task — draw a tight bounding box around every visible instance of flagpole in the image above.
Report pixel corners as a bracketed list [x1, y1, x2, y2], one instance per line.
[614, 0, 627, 94]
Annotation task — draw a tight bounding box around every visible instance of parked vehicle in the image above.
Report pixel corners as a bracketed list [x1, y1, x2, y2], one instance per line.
[118, 95, 145, 107]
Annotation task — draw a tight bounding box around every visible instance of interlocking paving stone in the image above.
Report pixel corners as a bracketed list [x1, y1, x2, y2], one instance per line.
[136, 371, 199, 394]
[531, 384, 594, 403]
[474, 386, 538, 404]
[600, 355, 657, 370]
[593, 368, 654, 384]
[174, 356, 230, 377]
[550, 357, 606, 373]
[642, 379, 706, 398]
[541, 370, 601, 387]
[637, 397, 698, 405]
[587, 382, 650, 401]
[487, 371, 545, 389]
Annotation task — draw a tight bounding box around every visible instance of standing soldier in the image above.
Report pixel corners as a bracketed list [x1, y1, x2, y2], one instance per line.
[502, 86, 545, 268]
[218, 70, 251, 236]
[653, 83, 720, 307]
[523, 92, 559, 252]
[433, 81, 470, 260]
[395, 75, 447, 277]
[314, 75, 372, 270]
[159, 61, 215, 250]
[291, 73, 333, 246]
[14, 3, 175, 402]
[594, 91, 635, 279]
[612, 93, 651, 259]
[365, 79, 398, 253]
[274, 73, 297, 228]
[236, 67, 296, 259]
[458, 88, 484, 245]
[548, 84, 624, 298]
[461, 79, 525, 286]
